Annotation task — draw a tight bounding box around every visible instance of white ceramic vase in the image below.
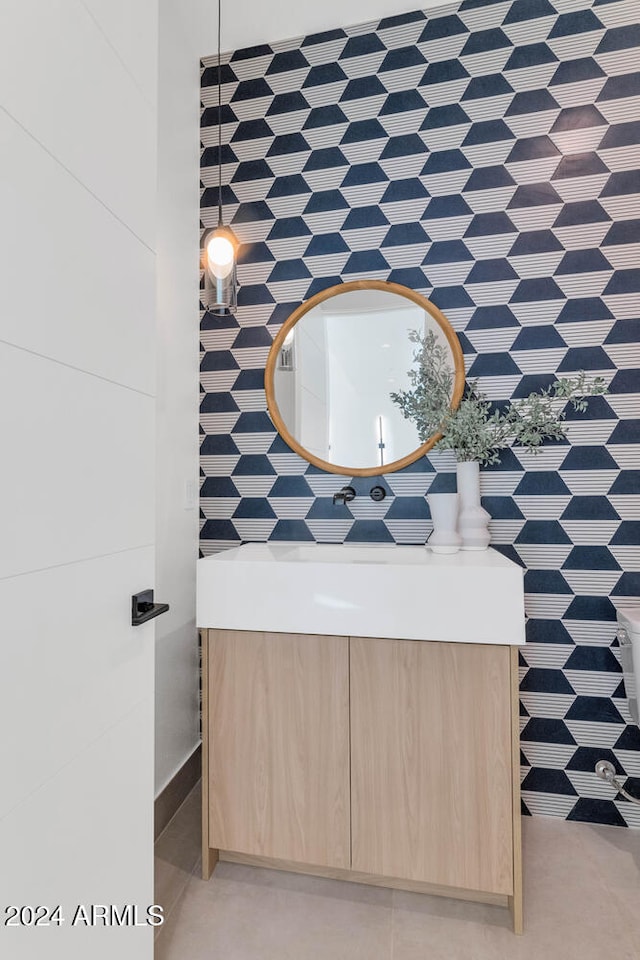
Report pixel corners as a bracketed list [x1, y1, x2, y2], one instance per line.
[456, 460, 490, 551]
[426, 493, 461, 554]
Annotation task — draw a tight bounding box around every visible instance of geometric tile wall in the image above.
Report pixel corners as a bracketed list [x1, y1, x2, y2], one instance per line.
[200, 0, 640, 826]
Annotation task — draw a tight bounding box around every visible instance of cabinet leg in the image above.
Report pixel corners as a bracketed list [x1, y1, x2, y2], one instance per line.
[202, 846, 218, 881]
[508, 891, 523, 935]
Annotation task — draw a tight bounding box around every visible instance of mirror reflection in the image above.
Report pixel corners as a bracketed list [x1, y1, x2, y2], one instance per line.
[266, 283, 464, 477]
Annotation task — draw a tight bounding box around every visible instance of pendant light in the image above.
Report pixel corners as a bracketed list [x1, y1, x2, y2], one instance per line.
[202, 0, 238, 316]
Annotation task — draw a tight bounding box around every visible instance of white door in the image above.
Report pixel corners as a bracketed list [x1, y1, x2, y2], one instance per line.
[0, 2, 158, 958]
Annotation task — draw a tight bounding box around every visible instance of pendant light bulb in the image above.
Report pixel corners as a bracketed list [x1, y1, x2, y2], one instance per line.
[207, 233, 235, 279]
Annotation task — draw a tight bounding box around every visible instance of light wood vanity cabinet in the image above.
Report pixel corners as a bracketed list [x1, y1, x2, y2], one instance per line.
[205, 629, 350, 868]
[202, 629, 523, 933]
[350, 638, 516, 894]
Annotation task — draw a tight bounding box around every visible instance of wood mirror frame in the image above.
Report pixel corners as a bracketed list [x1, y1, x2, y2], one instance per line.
[264, 279, 466, 477]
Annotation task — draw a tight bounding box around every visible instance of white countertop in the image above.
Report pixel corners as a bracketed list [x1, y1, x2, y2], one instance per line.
[197, 542, 525, 646]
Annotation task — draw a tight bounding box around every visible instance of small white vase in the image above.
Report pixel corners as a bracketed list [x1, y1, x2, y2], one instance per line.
[456, 460, 490, 551]
[426, 493, 461, 554]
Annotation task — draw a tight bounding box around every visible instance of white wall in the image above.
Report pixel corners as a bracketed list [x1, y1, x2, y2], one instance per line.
[155, 0, 217, 794]
[218, 0, 449, 52]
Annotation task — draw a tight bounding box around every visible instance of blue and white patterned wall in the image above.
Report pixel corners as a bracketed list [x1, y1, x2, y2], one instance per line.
[200, 0, 640, 827]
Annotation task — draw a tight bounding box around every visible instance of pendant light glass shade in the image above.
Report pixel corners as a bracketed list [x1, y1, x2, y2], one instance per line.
[202, 0, 238, 317]
[203, 223, 238, 315]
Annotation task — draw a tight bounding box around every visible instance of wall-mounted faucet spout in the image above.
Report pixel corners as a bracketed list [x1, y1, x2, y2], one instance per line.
[332, 485, 356, 506]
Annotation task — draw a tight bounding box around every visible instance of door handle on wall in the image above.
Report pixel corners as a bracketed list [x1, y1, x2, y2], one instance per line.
[132, 589, 170, 626]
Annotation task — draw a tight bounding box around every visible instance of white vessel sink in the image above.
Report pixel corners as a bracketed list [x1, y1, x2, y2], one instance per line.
[197, 542, 525, 646]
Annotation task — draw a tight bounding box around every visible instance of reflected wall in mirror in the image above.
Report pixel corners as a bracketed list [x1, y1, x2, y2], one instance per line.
[265, 281, 465, 477]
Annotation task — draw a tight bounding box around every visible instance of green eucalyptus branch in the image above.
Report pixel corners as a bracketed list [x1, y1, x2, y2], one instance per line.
[390, 330, 608, 466]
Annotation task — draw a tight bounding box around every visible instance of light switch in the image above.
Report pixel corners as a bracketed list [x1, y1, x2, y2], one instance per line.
[184, 478, 197, 510]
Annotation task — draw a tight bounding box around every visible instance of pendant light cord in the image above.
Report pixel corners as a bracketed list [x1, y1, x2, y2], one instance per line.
[217, 0, 223, 227]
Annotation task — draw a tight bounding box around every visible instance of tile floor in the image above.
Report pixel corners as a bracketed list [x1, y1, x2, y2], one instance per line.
[155, 785, 640, 959]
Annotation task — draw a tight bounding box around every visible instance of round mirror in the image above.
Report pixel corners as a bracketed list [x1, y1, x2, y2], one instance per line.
[265, 280, 466, 477]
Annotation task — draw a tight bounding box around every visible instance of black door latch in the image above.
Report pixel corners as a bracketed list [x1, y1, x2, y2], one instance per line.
[132, 589, 170, 626]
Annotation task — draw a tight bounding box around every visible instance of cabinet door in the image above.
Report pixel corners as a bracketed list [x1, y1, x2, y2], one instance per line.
[208, 629, 350, 869]
[350, 637, 514, 894]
